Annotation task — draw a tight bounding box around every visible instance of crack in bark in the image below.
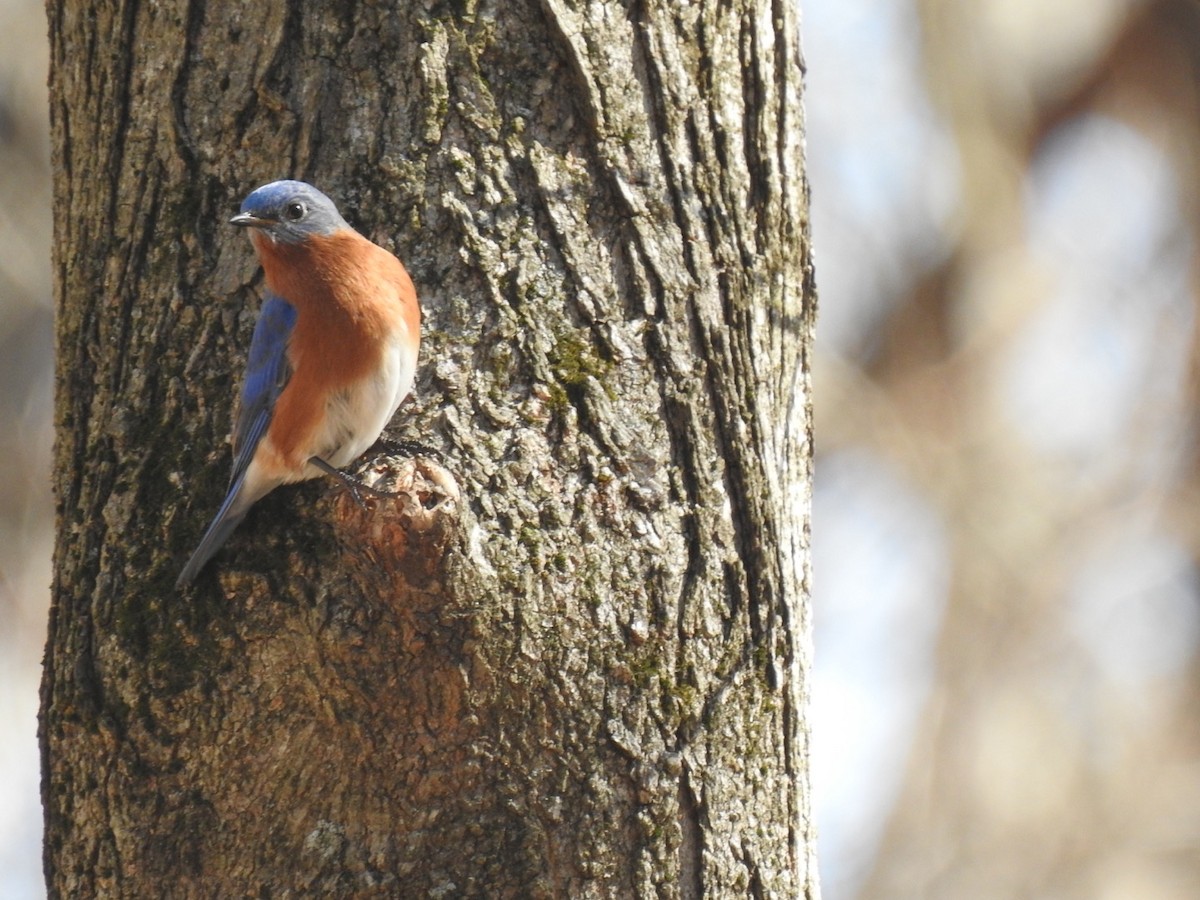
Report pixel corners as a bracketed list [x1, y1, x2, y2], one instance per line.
[679, 765, 705, 900]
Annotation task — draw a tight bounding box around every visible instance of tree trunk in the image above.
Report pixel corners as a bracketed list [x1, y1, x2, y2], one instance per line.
[40, 1, 818, 897]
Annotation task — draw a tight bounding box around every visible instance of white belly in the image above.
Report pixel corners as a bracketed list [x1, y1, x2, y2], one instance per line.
[310, 335, 417, 472]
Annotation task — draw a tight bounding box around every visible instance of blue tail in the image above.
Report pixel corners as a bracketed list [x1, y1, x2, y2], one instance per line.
[176, 471, 254, 587]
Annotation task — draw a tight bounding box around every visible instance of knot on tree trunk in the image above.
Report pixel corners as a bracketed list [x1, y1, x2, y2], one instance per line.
[332, 453, 461, 589]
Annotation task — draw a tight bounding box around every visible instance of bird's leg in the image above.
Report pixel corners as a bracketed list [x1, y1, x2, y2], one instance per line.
[309, 456, 407, 505]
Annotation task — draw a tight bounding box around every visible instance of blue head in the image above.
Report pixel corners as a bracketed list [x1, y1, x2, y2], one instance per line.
[231, 180, 350, 243]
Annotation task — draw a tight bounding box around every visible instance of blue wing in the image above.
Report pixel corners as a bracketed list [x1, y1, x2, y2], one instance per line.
[177, 294, 297, 587]
[230, 293, 297, 487]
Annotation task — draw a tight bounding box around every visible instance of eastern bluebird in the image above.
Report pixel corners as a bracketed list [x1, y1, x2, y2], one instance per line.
[177, 180, 421, 587]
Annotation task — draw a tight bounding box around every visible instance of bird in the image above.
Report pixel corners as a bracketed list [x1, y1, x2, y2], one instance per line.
[176, 179, 421, 587]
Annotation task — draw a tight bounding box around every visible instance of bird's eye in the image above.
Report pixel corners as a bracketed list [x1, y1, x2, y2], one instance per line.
[284, 201, 306, 221]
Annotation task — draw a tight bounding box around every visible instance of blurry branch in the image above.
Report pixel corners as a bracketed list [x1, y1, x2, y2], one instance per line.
[842, 1, 1200, 898]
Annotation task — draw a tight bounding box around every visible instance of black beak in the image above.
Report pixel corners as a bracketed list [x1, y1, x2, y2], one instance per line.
[230, 212, 276, 228]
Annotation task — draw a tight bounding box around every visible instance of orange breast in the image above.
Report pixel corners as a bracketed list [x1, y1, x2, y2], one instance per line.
[251, 230, 419, 469]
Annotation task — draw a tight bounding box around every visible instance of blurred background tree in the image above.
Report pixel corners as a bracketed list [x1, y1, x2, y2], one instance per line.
[3, 0, 1198, 897]
[0, 0, 54, 895]
[809, 0, 1200, 898]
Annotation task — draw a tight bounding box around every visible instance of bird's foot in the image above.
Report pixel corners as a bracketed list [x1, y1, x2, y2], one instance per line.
[309, 456, 407, 505]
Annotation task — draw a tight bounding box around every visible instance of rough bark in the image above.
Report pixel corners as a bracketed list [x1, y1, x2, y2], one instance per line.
[41, 0, 817, 897]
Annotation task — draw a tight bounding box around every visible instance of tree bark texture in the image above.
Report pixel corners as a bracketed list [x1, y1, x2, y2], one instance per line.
[41, 1, 817, 897]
